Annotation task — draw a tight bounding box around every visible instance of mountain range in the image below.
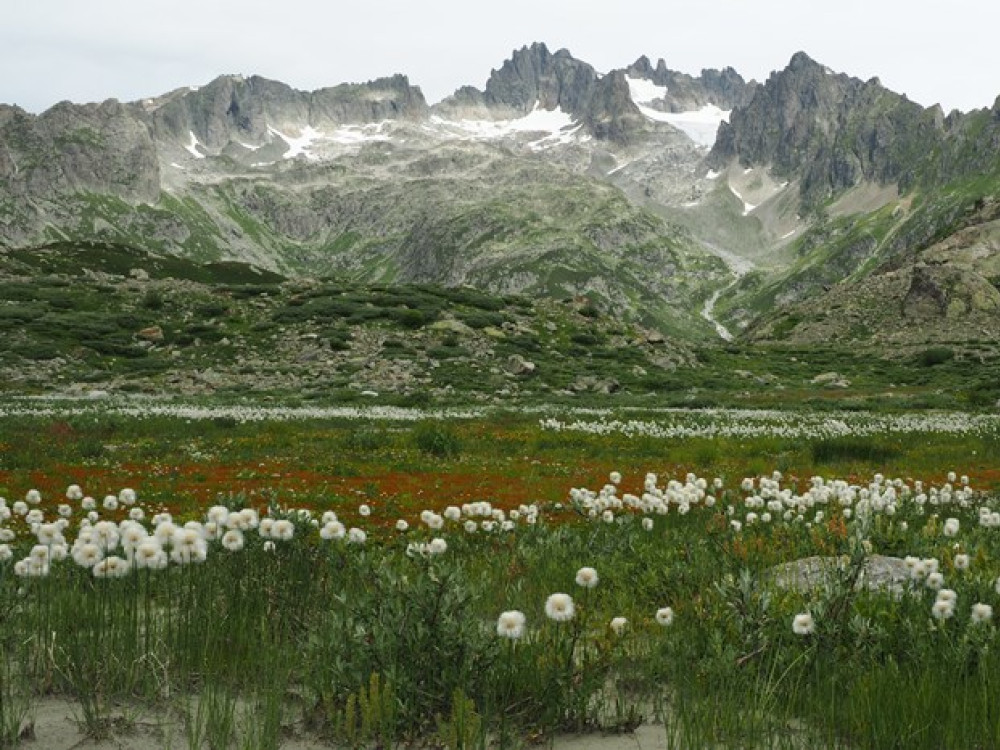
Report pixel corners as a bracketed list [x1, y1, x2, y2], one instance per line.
[2, 41, 1000, 354]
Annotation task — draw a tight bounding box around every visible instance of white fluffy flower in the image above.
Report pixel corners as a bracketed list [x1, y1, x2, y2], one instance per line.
[429, 538, 448, 555]
[348, 527, 367, 545]
[544, 593, 575, 622]
[358, 504, 371, 517]
[642, 517, 654, 531]
[792, 612, 815, 636]
[497, 610, 526, 639]
[610, 616, 627, 635]
[134, 540, 167, 570]
[170, 529, 207, 564]
[932, 599, 955, 621]
[221, 529, 245, 552]
[953, 553, 970, 571]
[943, 518, 960, 537]
[395, 519, 409, 532]
[575, 566, 599, 589]
[320, 521, 346, 540]
[970, 603, 993, 625]
[65, 485, 83, 501]
[609, 471, 622, 485]
[936, 588, 958, 605]
[72, 543, 103, 569]
[271, 519, 294, 541]
[25, 489, 41, 505]
[655, 607, 674, 626]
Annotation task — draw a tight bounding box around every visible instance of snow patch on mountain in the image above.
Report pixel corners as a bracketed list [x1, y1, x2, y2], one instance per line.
[624, 75, 669, 105]
[624, 75, 729, 147]
[636, 104, 730, 147]
[328, 121, 392, 145]
[185, 132, 205, 159]
[729, 184, 756, 216]
[268, 125, 323, 160]
[426, 103, 580, 150]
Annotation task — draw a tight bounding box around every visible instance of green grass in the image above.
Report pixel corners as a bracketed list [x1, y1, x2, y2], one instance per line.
[0, 407, 997, 746]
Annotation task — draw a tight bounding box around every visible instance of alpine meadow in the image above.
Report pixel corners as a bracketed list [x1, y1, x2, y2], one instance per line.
[2, 33, 1000, 750]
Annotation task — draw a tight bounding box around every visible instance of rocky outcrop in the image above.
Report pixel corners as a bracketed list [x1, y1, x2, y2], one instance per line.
[482, 42, 599, 116]
[151, 73, 428, 150]
[625, 56, 756, 112]
[0, 99, 160, 202]
[439, 43, 649, 144]
[710, 51, 945, 208]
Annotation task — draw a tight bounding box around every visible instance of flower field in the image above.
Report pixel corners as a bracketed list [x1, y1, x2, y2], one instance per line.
[1, 404, 1000, 749]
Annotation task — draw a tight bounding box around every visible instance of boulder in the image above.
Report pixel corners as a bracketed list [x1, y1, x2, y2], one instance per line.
[770, 555, 910, 596]
[137, 325, 164, 342]
[506, 354, 536, 377]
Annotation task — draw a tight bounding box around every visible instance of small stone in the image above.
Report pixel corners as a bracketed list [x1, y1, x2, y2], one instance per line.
[137, 325, 164, 342]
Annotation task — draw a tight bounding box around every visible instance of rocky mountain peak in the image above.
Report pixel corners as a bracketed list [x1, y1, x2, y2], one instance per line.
[150, 73, 427, 150]
[710, 51, 943, 207]
[482, 42, 599, 116]
[622, 56, 754, 113]
[787, 50, 823, 73]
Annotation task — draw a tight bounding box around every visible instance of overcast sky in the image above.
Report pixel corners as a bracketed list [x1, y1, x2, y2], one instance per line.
[3, 0, 998, 114]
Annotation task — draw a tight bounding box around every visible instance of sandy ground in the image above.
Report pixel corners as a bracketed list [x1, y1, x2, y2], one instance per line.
[17, 697, 672, 750]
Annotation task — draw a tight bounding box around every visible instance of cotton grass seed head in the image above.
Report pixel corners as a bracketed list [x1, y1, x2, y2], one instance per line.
[792, 612, 815, 636]
[971, 603, 993, 625]
[348, 528, 367, 545]
[575, 566, 599, 588]
[429, 537, 447, 555]
[497, 610, 526, 639]
[221, 529, 245, 552]
[655, 607, 674, 626]
[545, 593, 575, 622]
[932, 599, 955, 621]
[320, 521, 346, 540]
[271, 519, 294, 541]
[610, 616, 627, 635]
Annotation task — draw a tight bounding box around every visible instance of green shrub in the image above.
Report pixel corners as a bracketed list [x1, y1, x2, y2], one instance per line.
[810, 437, 901, 464]
[141, 290, 165, 310]
[916, 347, 955, 366]
[412, 421, 462, 458]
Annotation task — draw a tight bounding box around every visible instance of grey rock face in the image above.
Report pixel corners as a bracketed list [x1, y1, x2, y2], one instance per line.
[710, 51, 944, 208]
[0, 99, 160, 203]
[152, 73, 428, 150]
[770, 555, 911, 595]
[625, 56, 756, 112]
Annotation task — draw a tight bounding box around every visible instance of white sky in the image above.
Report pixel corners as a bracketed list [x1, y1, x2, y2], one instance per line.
[2, 0, 998, 114]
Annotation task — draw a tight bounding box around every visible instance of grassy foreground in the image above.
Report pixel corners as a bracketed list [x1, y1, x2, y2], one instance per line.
[1, 406, 1000, 749]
